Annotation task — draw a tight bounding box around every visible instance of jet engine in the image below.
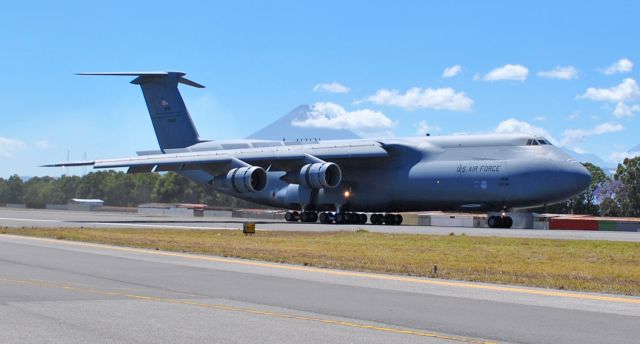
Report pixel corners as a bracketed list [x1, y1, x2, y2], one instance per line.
[299, 162, 342, 189]
[226, 166, 268, 193]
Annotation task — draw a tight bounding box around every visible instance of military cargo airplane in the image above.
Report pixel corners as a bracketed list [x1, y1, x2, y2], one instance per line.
[45, 72, 592, 228]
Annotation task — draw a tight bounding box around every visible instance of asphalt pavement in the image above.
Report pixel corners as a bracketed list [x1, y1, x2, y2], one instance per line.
[1, 234, 638, 343]
[1, 207, 640, 242]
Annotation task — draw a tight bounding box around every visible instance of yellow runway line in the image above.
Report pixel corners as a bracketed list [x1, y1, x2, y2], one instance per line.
[0, 277, 495, 344]
[3, 233, 640, 305]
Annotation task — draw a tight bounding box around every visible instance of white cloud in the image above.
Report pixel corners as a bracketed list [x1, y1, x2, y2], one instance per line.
[0, 137, 26, 157]
[415, 120, 441, 135]
[578, 78, 640, 102]
[572, 147, 587, 154]
[537, 66, 579, 80]
[482, 64, 528, 81]
[494, 118, 556, 143]
[442, 65, 462, 78]
[313, 82, 350, 94]
[34, 140, 53, 150]
[560, 122, 624, 146]
[568, 111, 580, 120]
[613, 102, 640, 118]
[601, 58, 633, 75]
[609, 151, 637, 163]
[291, 102, 395, 132]
[362, 87, 473, 111]
[534, 116, 546, 121]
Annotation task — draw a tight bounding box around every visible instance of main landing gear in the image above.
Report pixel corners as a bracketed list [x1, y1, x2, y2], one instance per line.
[284, 211, 318, 223]
[284, 211, 403, 225]
[369, 213, 403, 226]
[487, 215, 513, 228]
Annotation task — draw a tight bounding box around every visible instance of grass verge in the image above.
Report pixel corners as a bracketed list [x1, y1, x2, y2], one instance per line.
[2, 227, 639, 296]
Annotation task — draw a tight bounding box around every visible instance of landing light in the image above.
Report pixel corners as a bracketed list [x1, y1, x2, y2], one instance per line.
[344, 191, 351, 198]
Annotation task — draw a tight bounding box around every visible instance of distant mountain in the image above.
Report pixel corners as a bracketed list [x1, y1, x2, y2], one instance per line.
[248, 105, 360, 141]
[561, 148, 613, 170]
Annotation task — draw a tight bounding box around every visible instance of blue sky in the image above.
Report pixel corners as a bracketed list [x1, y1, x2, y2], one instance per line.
[1, 1, 639, 177]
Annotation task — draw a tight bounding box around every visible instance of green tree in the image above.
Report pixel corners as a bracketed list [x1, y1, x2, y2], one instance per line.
[131, 173, 160, 205]
[0, 175, 25, 203]
[614, 156, 640, 216]
[23, 177, 64, 208]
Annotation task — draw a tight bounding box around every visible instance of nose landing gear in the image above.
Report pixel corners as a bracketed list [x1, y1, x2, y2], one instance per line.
[487, 215, 513, 228]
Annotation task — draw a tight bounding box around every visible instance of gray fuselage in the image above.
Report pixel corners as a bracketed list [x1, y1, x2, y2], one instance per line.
[178, 133, 591, 213]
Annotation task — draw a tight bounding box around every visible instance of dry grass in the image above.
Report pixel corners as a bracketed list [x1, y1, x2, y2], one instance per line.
[3, 227, 639, 295]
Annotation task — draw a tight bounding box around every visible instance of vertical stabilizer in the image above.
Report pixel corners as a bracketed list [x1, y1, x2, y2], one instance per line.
[78, 72, 204, 151]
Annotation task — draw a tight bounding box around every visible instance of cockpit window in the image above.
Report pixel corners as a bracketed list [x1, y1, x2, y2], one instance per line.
[526, 138, 553, 146]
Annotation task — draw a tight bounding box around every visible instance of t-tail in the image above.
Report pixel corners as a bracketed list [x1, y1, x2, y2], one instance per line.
[78, 72, 204, 151]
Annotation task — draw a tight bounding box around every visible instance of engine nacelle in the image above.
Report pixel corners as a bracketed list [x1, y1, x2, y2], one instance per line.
[226, 166, 268, 193]
[299, 162, 342, 189]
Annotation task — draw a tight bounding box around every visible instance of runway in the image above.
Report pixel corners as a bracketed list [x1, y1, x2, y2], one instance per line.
[1, 234, 638, 344]
[1, 207, 640, 242]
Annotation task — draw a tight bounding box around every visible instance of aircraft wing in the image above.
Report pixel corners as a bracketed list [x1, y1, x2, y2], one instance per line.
[42, 141, 389, 175]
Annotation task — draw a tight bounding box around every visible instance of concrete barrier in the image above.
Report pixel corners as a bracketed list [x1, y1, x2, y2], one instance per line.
[45, 204, 68, 210]
[232, 209, 284, 220]
[203, 210, 233, 218]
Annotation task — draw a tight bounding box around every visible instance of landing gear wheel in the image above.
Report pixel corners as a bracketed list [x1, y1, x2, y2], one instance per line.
[487, 216, 498, 228]
[503, 216, 513, 228]
[359, 213, 368, 224]
[344, 212, 353, 224]
[285, 211, 299, 222]
[394, 214, 403, 226]
[299, 211, 318, 223]
[319, 212, 331, 224]
[335, 213, 345, 224]
[384, 214, 395, 225]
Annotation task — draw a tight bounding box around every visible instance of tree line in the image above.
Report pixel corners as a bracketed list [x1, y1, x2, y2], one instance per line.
[0, 171, 265, 209]
[0, 157, 638, 216]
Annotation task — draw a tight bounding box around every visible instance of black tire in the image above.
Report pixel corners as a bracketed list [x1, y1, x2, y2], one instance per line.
[285, 212, 295, 222]
[350, 213, 359, 224]
[384, 214, 395, 225]
[292, 211, 300, 221]
[300, 212, 309, 222]
[503, 216, 513, 228]
[310, 212, 318, 223]
[344, 213, 353, 224]
[335, 213, 345, 224]
[359, 213, 368, 224]
[394, 214, 403, 225]
[487, 216, 497, 228]
[318, 212, 327, 223]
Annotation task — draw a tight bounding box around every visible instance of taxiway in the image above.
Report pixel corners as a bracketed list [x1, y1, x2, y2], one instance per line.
[1, 208, 639, 242]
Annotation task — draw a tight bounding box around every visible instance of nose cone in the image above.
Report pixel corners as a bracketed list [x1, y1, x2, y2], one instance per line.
[514, 159, 593, 204]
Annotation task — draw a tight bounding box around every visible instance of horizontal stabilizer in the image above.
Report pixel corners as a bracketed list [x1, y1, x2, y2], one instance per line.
[77, 71, 205, 88]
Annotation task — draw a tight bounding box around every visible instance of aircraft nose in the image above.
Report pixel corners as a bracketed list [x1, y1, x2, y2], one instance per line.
[571, 162, 592, 192]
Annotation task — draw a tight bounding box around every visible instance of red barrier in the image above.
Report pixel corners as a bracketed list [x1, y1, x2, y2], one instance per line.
[549, 218, 599, 230]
